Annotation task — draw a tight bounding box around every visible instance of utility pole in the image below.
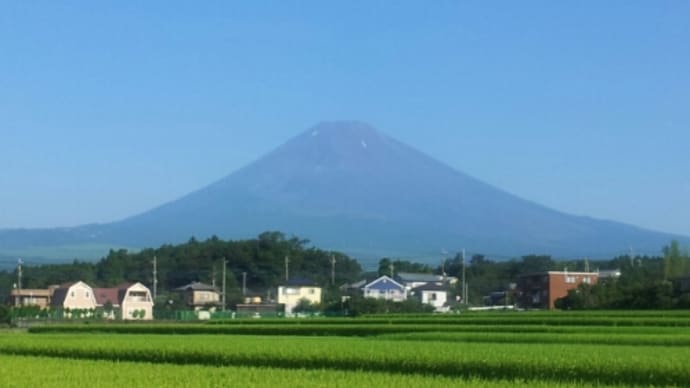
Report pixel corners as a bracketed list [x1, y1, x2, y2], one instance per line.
[441, 250, 448, 277]
[152, 256, 158, 301]
[221, 257, 227, 311]
[285, 256, 289, 282]
[17, 258, 23, 306]
[461, 249, 466, 304]
[584, 257, 590, 273]
[242, 272, 247, 296]
[211, 263, 217, 288]
[331, 254, 336, 286]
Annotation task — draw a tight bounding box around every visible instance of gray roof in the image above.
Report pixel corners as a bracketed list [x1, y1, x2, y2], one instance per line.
[396, 272, 444, 283]
[174, 282, 219, 292]
[411, 283, 449, 292]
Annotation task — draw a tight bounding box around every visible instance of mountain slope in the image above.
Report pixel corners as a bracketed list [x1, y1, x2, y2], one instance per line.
[1, 121, 687, 262]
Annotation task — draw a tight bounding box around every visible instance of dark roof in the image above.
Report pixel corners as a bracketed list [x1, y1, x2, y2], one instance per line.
[174, 282, 219, 292]
[94, 288, 121, 306]
[284, 277, 318, 287]
[50, 282, 82, 307]
[395, 272, 444, 283]
[411, 283, 449, 292]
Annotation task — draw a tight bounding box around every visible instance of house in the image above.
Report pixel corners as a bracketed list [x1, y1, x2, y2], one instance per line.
[362, 275, 406, 301]
[517, 271, 599, 309]
[277, 278, 322, 314]
[51, 281, 97, 312]
[94, 282, 154, 320]
[9, 287, 54, 308]
[174, 282, 222, 311]
[409, 283, 449, 312]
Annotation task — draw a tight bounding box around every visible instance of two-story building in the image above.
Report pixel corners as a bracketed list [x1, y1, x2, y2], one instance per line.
[94, 282, 154, 320]
[362, 275, 407, 301]
[277, 278, 322, 314]
[409, 283, 450, 312]
[9, 287, 55, 308]
[51, 281, 98, 312]
[517, 271, 599, 309]
[174, 282, 222, 311]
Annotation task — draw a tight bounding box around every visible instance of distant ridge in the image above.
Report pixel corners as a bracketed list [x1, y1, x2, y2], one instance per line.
[1, 121, 688, 264]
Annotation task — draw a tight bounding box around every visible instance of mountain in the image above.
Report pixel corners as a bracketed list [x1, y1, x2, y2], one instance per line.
[1, 121, 687, 264]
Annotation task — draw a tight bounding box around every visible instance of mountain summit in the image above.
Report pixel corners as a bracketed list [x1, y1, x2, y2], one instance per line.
[1, 121, 687, 263]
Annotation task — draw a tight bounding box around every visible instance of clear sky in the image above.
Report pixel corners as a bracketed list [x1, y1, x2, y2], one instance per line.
[1, 2, 689, 236]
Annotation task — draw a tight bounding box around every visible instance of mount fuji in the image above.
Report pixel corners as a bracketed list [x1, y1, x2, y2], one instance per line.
[1, 121, 687, 264]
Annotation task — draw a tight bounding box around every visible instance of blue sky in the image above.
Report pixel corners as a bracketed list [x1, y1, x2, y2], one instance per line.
[1, 2, 689, 236]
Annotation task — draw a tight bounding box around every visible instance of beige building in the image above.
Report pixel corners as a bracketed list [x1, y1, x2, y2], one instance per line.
[174, 282, 222, 310]
[9, 288, 54, 308]
[277, 278, 322, 314]
[51, 281, 97, 313]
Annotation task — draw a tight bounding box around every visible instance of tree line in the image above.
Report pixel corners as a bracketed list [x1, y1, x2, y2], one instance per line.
[0, 231, 362, 308]
[1, 232, 688, 311]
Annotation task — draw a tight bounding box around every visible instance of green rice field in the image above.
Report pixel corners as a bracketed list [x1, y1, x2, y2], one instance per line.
[2, 311, 690, 387]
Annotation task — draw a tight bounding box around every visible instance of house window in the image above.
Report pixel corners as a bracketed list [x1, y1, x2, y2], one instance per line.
[86, 292, 90, 298]
[308, 288, 315, 294]
[430, 293, 437, 301]
[583, 277, 591, 284]
[565, 276, 576, 284]
[70, 291, 75, 298]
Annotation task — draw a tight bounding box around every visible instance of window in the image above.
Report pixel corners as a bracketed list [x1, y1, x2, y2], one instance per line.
[86, 291, 90, 298]
[430, 293, 437, 301]
[70, 291, 75, 298]
[565, 276, 576, 284]
[583, 277, 591, 284]
[308, 288, 315, 294]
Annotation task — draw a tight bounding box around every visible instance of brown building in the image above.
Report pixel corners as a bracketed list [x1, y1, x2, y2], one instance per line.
[9, 288, 55, 308]
[517, 271, 599, 309]
[174, 282, 222, 310]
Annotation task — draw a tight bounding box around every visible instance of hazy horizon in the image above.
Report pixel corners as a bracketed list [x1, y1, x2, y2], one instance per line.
[1, 3, 689, 236]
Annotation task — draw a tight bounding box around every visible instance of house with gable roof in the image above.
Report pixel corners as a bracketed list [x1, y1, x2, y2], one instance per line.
[94, 282, 154, 320]
[51, 281, 97, 313]
[362, 275, 406, 301]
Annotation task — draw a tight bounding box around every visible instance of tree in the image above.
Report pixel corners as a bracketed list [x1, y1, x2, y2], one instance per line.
[292, 298, 320, 315]
[0, 304, 10, 324]
[663, 241, 689, 280]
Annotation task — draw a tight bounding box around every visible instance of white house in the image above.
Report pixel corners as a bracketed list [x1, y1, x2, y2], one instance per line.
[94, 282, 154, 320]
[362, 275, 407, 301]
[410, 283, 450, 312]
[278, 278, 322, 314]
